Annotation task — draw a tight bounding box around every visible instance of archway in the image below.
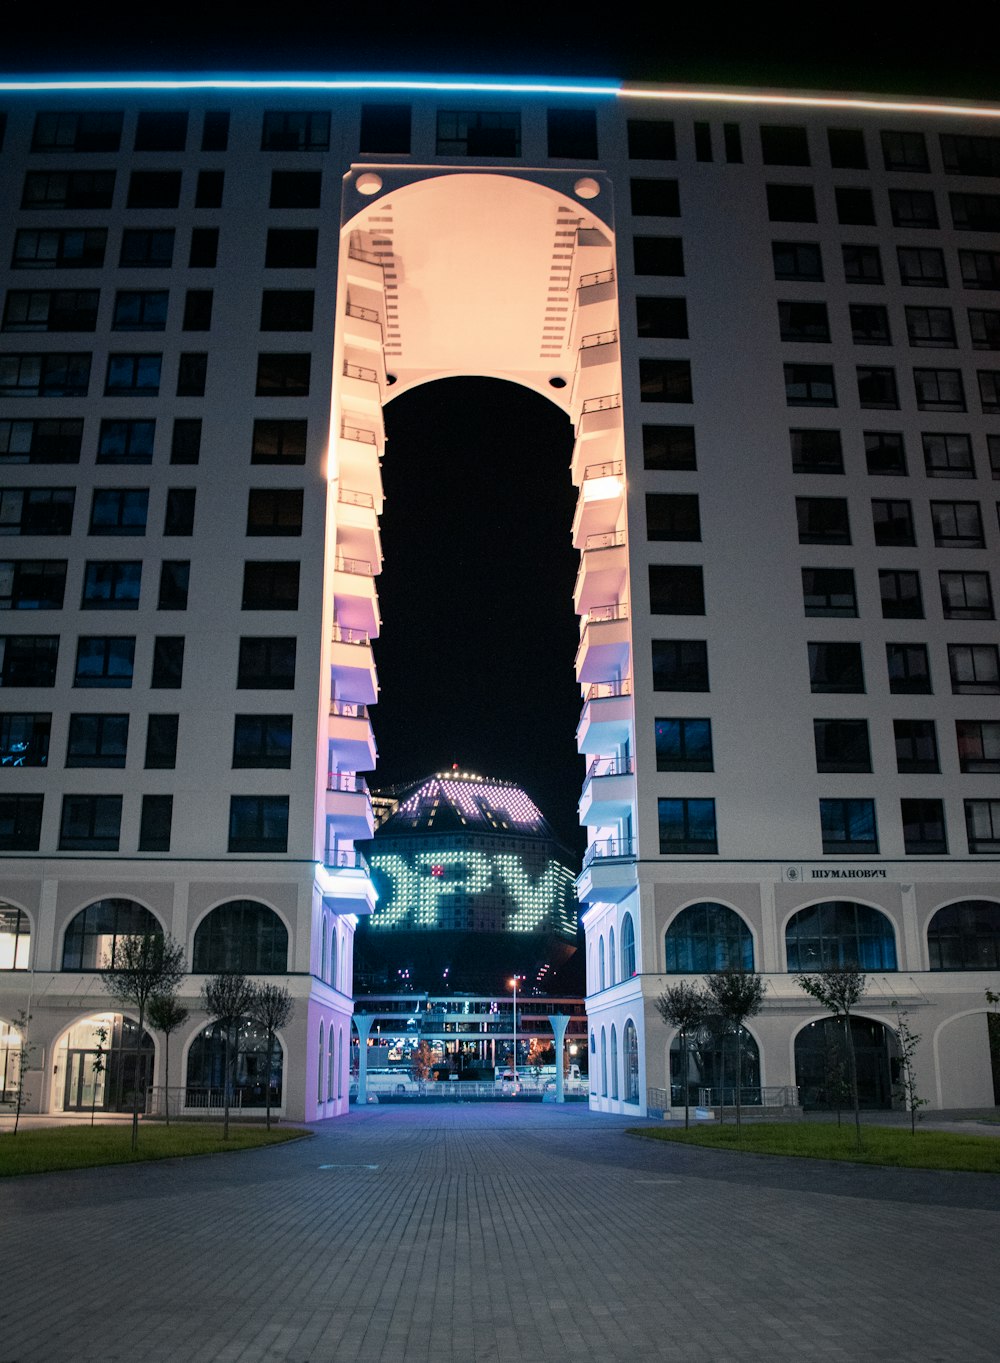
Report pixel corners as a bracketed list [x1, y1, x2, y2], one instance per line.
[794, 1016, 900, 1111]
[51, 1012, 154, 1113]
[670, 1021, 761, 1107]
[185, 1017, 284, 1110]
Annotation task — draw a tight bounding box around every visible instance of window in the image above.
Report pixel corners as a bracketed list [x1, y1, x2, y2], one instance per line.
[761, 124, 809, 165]
[170, 419, 201, 466]
[65, 713, 128, 767]
[819, 799, 878, 854]
[237, 636, 296, 689]
[246, 489, 304, 536]
[3, 288, 99, 332]
[814, 719, 872, 772]
[791, 429, 842, 474]
[802, 568, 857, 617]
[879, 569, 923, 619]
[809, 642, 864, 692]
[251, 419, 307, 466]
[0, 352, 90, 397]
[872, 499, 915, 546]
[0, 560, 66, 610]
[195, 170, 224, 209]
[772, 241, 823, 281]
[664, 903, 752, 973]
[957, 721, 1000, 773]
[21, 167, 115, 210]
[188, 228, 218, 268]
[233, 715, 293, 769]
[842, 244, 883, 284]
[0, 796, 43, 850]
[940, 571, 994, 619]
[31, 110, 123, 153]
[0, 419, 82, 465]
[73, 636, 134, 688]
[629, 179, 680, 216]
[201, 110, 229, 151]
[435, 110, 520, 157]
[111, 291, 168, 332]
[260, 291, 314, 331]
[894, 719, 939, 773]
[965, 800, 1000, 854]
[642, 425, 695, 470]
[785, 364, 836, 407]
[913, 368, 965, 411]
[163, 490, 196, 537]
[766, 184, 816, 222]
[835, 186, 876, 225]
[61, 897, 161, 970]
[723, 123, 743, 163]
[652, 639, 708, 691]
[881, 130, 928, 172]
[978, 370, 1000, 414]
[897, 246, 947, 287]
[0, 712, 50, 766]
[693, 122, 712, 162]
[81, 560, 141, 610]
[89, 489, 148, 536]
[621, 915, 636, 981]
[950, 192, 1000, 232]
[269, 171, 322, 211]
[658, 798, 717, 855]
[796, 497, 850, 543]
[828, 127, 867, 169]
[228, 796, 289, 853]
[922, 432, 974, 478]
[59, 794, 122, 851]
[636, 296, 688, 339]
[928, 899, 1000, 970]
[931, 501, 985, 548]
[633, 236, 684, 276]
[193, 899, 288, 971]
[151, 636, 184, 689]
[126, 170, 181, 209]
[990, 435, 1000, 480]
[359, 103, 410, 154]
[649, 565, 704, 614]
[948, 643, 1000, 694]
[639, 359, 692, 402]
[134, 111, 187, 151]
[787, 900, 895, 970]
[547, 108, 597, 159]
[119, 228, 174, 268]
[865, 431, 907, 476]
[655, 718, 712, 771]
[887, 642, 932, 694]
[138, 795, 172, 852]
[889, 189, 938, 228]
[264, 229, 317, 268]
[241, 562, 300, 610]
[779, 301, 830, 342]
[969, 308, 1000, 350]
[157, 561, 190, 610]
[182, 290, 213, 331]
[959, 249, 1000, 290]
[941, 133, 1000, 176]
[850, 304, 891, 346]
[899, 799, 947, 854]
[262, 111, 329, 152]
[12, 228, 106, 271]
[104, 353, 161, 396]
[145, 713, 178, 769]
[857, 366, 899, 409]
[0, 487, 74, 536]
[255, 353, 310, 396]
[176, 352, 207, 397]
[627, 119, 675, 159]
[645, 493, 700, 541]
[0, 636, 59, 687]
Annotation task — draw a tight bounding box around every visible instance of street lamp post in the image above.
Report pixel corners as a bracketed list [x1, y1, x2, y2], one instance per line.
[509, 976, 518, 1079]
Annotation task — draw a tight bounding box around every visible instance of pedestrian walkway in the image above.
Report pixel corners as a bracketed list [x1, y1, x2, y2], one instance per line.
[1, 1104, 998, 1362]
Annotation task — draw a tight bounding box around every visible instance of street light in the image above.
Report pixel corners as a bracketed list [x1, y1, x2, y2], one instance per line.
[509, 976, 518, 1079]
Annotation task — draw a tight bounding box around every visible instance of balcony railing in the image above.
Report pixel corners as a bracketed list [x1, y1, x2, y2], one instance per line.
[582, 837, 636, 869]
[337, 487, 375, 509]
[327, 772, 370, 795]
[579, 268, 615, 289]
[330, 700, 369, 719]
[346, 302, 380, 325]
[331, 623, 370, 646]
[583, 460, 623, 482]
[334, 554, 374, 576]
[581, 393, 621, 414]
[343, 362, 379, 385]
[340, 421, 378, 446]
[324, 845, 370, 874]
[583, 679, 632, 702]
[583, 529, 626, 552]
[583, 602, 629, 626]
[580, 329, 618, 349]
[585, 756, 634, 780]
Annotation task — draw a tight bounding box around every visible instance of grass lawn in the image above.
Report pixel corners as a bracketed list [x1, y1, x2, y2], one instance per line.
[0, 1123, 306, 1178]
[627, 1121, 1000, 1173]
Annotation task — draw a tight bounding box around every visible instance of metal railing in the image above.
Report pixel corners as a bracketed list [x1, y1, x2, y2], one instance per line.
[330, 700, 369, 719]
[324, 846, 370, 874]
[355, 1076, 590, 1100]
[331, 623, 371, 647]
[585, 755, 634, 780]
[348, 236, 383, 266]
[583, 679, 632, 702]
[343, 362, 379, 385]
[337, 487, 375, 509]
[340, 421, 378, 446]
[579, 268, 615, 289]
[584, 602, 628, 625]
[694, 1085, 802, 1109]
[584, 529, 626, 552]
[327, 772, 370, 796]
[582, 837, 636, 868]
[581, 393, 621, 414]
[346, 302, 380, 325]
[582, 459, 623, 482]
[580, 329, 618, 349]
[334, 554, 374, 576]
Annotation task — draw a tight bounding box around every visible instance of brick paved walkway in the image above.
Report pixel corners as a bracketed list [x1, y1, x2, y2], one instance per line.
[2, 1104, 998, 1362]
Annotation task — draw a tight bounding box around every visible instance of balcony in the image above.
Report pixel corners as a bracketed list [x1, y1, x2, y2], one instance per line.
[330, 624, 378, 704]
[575, 603, 630, 684]
[325, 772, 374, 839]
[342, 300, 384, 353]
[328, 699, 377, 771]
[337, 420, 384, 504]
[320, 845, 376, 916]
[578, 756, 636, 827]
[570, 269, 618, 345]
[577, 680, 633, 755]
[340, 358, 383, 411]
[571, 330, 621, 408]
[336, 486, 382, 566]
[346, 234, 387, 291]
[332, 554, 380, 636]
[576, 837, 638, 904]
[573, 530, 627, 614]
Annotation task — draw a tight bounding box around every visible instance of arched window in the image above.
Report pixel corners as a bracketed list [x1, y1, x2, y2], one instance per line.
[600, 1026, 608, 1096]
[55, 1014, 154, 1112]
[192, 899, 288, 973]
[321, 917, 328, 983]
[186, 1017, 282, 1107]
[318, 1021, 325, 1102]
[794, 1016, 898, 1110]
[598, 936, 606, 990]
[337, 1028, 344, 1099]
[670, 1021, 761, 1108]
[62, 898, 162, 971]
[610, 1024, 619, 1099]
[0, 904, 31, 970]
[609, 927, 616, 986]
[331, 927, 338, 990]
[327, 1025, 335, 1101]
[624, 1019, 639, 1103]
[928, 900, 1000, 970]
[785, 900, 897, 971]
[664, 902, 753, 973]
[620, 912, 636, 979]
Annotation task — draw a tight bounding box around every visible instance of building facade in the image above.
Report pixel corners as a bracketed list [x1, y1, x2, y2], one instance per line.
[0, 75, 998, 1119]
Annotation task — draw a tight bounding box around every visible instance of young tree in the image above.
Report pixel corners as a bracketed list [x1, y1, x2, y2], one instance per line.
[821, 1026, 850, 1127]
[796, 968, 867, 1151]
[704, 969, 766, 1142]
[250, 983, 293, 1131]
[410, 1039, 433, 1083]
[89, 1023, 108, 1128]
[8, 1010, 34, 1135]
[893, 1008, 927, 1135]
[147, 993, 189, 1126]
[201, 973, 257, 1139]
[655, 982, 708, 1129]
[101, 932, 185, 1151]
[987, 989, 1000, 1107]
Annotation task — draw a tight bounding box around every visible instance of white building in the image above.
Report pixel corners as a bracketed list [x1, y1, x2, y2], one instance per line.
[0, 75, 997, 1120]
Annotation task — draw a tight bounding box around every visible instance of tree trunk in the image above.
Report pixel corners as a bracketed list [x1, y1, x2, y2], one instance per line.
[264, 1035, 273, 1132]
[223, 1028, 231, 1141]
[681, 1029, 690, 1130]
[843, 1013, 862, 1151]
[164, 1031, 171, 1127]
[734, 1031, 743, 1145]
[131, 1008, 144, 1152]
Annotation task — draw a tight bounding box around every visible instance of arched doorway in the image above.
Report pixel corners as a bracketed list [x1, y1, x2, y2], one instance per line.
[53, 1013, 154, 1113]
[794, 1016, 900, 1111]
[670, 1020, 761, 1107]
[185, 1017, 284, 1110]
